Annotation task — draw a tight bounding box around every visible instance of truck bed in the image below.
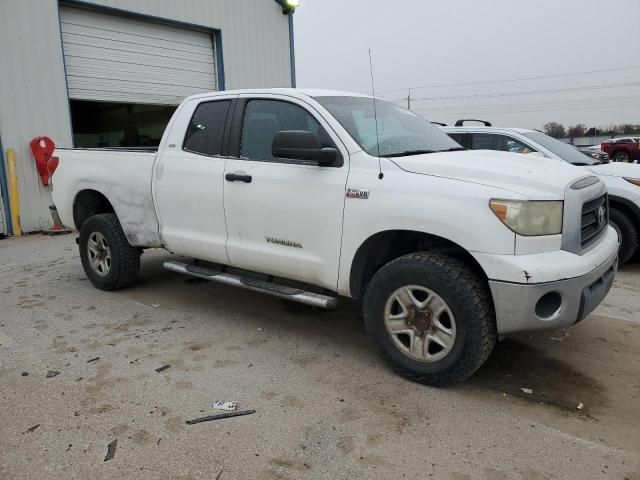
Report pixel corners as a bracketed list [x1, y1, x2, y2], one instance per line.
[51, 148, 163, 247]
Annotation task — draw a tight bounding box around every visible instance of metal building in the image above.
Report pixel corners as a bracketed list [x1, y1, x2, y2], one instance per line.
[0, 0, 296, 233]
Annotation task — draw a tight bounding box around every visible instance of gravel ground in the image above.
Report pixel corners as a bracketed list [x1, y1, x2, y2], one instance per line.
[0, 234, 639, 480]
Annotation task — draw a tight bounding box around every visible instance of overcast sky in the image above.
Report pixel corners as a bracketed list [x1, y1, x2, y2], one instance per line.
[293, 0, 640, 130]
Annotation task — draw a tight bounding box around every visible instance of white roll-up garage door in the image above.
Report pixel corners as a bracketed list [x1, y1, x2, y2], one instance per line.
[60, 6, 217, 105]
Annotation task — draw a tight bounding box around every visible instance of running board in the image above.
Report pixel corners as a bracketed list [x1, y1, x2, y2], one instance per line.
[164, 260, 338, 309]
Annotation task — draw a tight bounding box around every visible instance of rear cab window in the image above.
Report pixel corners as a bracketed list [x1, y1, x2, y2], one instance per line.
[471, 133, 536, 154]
[183, 100, 232, 156]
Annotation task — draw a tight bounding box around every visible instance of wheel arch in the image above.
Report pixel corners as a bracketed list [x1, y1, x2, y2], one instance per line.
[349, 229, 490, 299]
[73, 189, 116, 231]
[608, 195, 640, 226]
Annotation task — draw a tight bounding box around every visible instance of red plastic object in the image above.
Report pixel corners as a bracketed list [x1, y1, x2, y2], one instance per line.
[29, 136, 56, 186]
[47, 156, 60, 177]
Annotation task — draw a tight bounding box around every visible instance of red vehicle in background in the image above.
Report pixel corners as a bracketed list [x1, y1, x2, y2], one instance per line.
[600, 137, 640, 162]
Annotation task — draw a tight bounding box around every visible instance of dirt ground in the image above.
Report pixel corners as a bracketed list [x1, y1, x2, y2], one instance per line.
[1, 234, 639, 479]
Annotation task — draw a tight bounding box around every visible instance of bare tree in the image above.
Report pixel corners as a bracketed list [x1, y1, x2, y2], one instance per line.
[567, 124, 586, 138]
[543, 122, 566, 138]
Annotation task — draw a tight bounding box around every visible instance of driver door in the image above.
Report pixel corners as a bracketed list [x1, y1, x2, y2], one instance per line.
[222, 95, 349, 290]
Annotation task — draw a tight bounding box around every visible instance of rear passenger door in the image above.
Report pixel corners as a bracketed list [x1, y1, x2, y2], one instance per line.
[153, 95, 236, 263]
[222, 94, 349, 290]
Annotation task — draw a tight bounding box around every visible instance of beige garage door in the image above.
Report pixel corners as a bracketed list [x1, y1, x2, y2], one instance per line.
[60, 6, 217, 105]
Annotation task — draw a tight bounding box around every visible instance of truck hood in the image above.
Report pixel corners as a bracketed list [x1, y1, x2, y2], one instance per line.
[588, 162, 640, 178]
[391, 150, 589, 199]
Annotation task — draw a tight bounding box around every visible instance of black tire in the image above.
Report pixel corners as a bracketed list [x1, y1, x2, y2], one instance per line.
[609, 208, 638, 264]
[362, 252, 496, 386]
[79, 213, 140, 290]
[613, 151, 629, 162]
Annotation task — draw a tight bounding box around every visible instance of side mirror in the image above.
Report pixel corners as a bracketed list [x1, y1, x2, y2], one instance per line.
[272, 130, 338, 166]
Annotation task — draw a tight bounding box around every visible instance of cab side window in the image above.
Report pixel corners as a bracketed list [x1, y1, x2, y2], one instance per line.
[447, 132, 468, 148]
[183, 100, 231, 156]
[240, 99, 334, 162]
[471, 133, 536, 154]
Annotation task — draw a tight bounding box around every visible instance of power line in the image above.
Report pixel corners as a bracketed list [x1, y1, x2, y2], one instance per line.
[377, 64, 640, 96]
[409, 81, 640, 102]
[414, 103, 640, 116]
[397, 95, 640, 112]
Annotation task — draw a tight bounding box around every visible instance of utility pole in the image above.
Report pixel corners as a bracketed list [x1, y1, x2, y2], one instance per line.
[406, 88, 411, 110]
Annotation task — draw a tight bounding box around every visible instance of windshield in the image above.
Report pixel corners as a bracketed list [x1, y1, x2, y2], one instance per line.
[521, 131, 600, 165]
[315, 96, 461, 157]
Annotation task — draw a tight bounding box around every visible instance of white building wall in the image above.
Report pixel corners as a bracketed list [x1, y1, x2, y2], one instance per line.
[0, 0, 73, 232]
[0, 0, 293, 232]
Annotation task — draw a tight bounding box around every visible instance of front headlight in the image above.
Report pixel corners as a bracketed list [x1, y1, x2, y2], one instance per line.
[490, 200, 563, 236]
[591, 153, 601, 159]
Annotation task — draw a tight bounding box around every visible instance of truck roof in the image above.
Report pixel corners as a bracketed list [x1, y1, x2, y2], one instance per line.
[185, 88, 370, 102]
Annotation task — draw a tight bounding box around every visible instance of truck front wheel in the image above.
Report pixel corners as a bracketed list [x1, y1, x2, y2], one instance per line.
[609, 208, 638, 264]
[363, 252, 496, 386]
[79, 213, 140, 290]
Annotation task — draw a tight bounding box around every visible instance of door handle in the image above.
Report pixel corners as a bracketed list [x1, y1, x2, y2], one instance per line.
[225, 173, 252, 183]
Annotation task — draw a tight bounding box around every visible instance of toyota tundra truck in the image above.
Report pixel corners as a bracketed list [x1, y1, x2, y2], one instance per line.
[49, 89, 619, 385]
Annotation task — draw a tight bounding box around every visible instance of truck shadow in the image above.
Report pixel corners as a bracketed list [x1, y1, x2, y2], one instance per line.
[466, 338, 606, 418]
[127, 251, 373, 351]
[129, 251, 608, 418]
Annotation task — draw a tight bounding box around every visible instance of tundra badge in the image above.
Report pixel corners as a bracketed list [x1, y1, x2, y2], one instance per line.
[266, 237, 303, 248]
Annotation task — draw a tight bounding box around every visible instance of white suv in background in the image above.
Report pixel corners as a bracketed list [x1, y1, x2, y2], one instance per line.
[442, 121, 640, 264]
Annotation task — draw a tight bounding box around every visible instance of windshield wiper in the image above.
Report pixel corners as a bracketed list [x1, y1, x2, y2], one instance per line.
[436, 147, 466, 152]
[380, 149, 435, 158]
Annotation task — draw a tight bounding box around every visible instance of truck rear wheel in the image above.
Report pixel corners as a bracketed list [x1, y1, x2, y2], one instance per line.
[613, 151, 629, 162]
[79, 213, 140, 290]
[362, 252, 496, 386]
[609, 208, 637, 264]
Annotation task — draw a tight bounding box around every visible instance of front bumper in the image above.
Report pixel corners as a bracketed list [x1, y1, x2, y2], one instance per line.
[488, 241, 618, 335]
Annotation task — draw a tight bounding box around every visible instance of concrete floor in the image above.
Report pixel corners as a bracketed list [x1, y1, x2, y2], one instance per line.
[0, 234, 639, 480]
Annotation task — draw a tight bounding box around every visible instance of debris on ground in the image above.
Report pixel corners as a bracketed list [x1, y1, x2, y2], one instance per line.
[215, 470, 223, 480]
[212, 401, 238, 412]
[186, 409, 256, 425]
[104, 439, 117, 462]
[155, 365, 170, 373]
[151, 303, 160, 308]
[520, 387, 533, 395]
[87, 357, 100, 363]
[21, 372, 29, 376]
[26, 424, 40, 433]
[576, 402, 584, 410]
[46, 370, 60, 378]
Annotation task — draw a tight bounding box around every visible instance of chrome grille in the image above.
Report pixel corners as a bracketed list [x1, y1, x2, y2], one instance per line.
[581, 194, 608, 249]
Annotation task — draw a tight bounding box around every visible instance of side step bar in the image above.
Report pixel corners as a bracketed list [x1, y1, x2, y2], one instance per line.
[164, 260, 338, 309]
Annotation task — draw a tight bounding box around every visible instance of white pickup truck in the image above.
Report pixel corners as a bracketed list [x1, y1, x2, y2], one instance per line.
[50, 89, 618, 385]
